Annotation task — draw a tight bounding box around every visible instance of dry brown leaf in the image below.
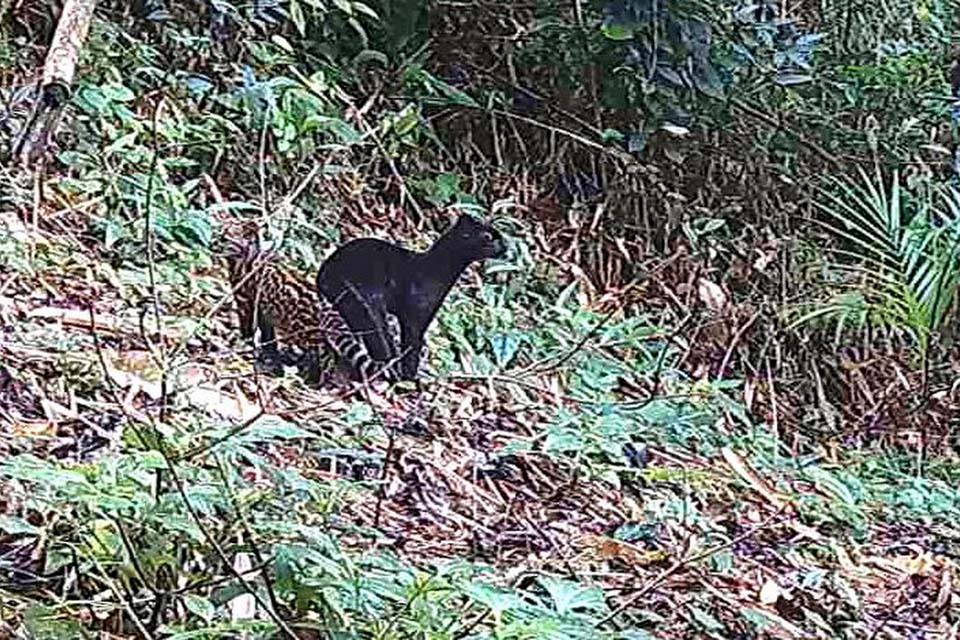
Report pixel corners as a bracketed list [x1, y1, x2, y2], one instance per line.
[789, 521, 824, 542]
[891, 551, 936, 577]
[0, 210, 33, 243]
[11, 419, 57, 438]
[172, 365, 259, 421]
[41, 397, 77, 422]
[24, 305, 183, 340]
[0, 296, 23, 313]
[106, 352, 163, 401]
[936, 564, 952, 612]
[759, 578, 782, 605]
[720, 447, 786, 509]
[104, 351, 260, 421]
[697, 277, 727, 313]
[27, 306, 127, 335]
[832, 542, 858, 573]
[363, 384, 392, 411]
[744, 377, 756, 413]
[184, 384, 259, 422]
[581, 533, 668, 566]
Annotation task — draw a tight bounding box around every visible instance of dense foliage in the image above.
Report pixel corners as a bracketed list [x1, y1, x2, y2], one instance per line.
[1, 0, 959, 638]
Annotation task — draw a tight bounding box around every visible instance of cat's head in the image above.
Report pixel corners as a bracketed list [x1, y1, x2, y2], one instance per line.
[450, 214, 507, 260]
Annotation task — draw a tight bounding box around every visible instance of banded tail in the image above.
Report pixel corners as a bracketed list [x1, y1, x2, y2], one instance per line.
[328, 327, 400, 383]
[322, 280, 401, 383]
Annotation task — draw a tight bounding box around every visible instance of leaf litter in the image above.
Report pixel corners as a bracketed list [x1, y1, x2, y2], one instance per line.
[0, 189, 959, 639]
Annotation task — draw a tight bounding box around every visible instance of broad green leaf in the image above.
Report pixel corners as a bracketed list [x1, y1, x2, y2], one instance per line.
[1, 455, 88, 488]
[0, 515, 40, 535]
[490, 333, 520, 366]
[687, 604, 724, 631]
[601, 22, 635, 41]
[465, 582, 525, 616]
[540, 576, 607, 615]
[22, 604, 84, 640]
[101, 83, 136, 102]
[182, 594, 216, 622]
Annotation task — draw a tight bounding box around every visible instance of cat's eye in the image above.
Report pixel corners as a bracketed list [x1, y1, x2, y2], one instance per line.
[481, 231, 493, 241]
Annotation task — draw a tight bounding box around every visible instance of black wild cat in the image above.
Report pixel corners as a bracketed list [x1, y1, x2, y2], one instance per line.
[316, 214, 507, 380]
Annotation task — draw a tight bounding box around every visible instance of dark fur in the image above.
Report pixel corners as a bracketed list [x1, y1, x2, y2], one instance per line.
[224, 239, 397, 383]
[316, 214, 507, 380]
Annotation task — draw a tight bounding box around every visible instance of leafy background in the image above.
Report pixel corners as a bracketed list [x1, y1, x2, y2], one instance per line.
[0, 0, 959, 638]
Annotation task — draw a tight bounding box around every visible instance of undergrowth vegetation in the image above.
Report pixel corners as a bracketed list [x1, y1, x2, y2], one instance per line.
[1, 0, 960, 638]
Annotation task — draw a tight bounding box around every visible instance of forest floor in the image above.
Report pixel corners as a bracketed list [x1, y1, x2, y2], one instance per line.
[2, 199, 958, 639]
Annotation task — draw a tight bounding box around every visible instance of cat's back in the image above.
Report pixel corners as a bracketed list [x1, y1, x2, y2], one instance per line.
[318, 237, 414, 284]
[329, 237, 410, 259]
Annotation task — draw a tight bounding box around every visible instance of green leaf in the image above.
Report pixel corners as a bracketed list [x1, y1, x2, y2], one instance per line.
[741, 606, 782, 632]
[101, 83, 136, 102]
[353, 2, 379, 19]
[343, 402, 374, 425]
[346, 17, 368, 44]
[1, 455, 89, 488]
[22, 604, 84, 640]
[391, 107, 420, 137]
[687, 604, 724, 631]
[803, 466, 858, 506]
[555, 281, 579, 310]
[540, 576, 607, 615]
[692, 61, 724, 99]
[289, 0, 306, 36]
[544, 424, 582, 454]
[137, 450, 167, 470]
[435, 173, 460, 199]
[490, 333, 520, 366]
[271, 34, 295, 54]
[182, 594, 216, 622]
[320, 117, 362, 143]
[434, 80, 479, 108]
[465, 582, 526, 616]
[0, 515, 41, 535]
[76, 86, 109, 113]
[601, 128, 624, 143]
[601, 22, 635, 41]
[247, 416, 316, 440]
[56, 150, 89, 168]
[103, 218, 125, 248]
[84, 519, 121, 557]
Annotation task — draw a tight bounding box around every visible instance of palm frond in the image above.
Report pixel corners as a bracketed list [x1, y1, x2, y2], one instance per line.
[797, 170, 960, 356]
